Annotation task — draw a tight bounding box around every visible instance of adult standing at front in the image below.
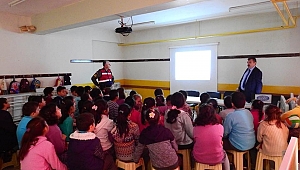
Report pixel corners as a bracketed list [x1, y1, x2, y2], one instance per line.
[91, 60, 114, 90]
[238, 57, 263, 103]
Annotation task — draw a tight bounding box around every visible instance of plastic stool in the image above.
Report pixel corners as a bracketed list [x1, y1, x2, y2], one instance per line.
[195, 162, 222, 170]
[226, 150, 250, 170]
[178, 149, 192, 170]
[116, 158, 145, 170]
[1, 152, 19, 170]
[255, 151, 282, 170]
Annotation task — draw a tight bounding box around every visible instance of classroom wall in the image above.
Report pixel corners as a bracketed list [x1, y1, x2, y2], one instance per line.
[0, 12, 124, 87]
[122, 11, 300, 95]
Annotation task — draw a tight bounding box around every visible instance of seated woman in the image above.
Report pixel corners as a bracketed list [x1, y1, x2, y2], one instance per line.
[164, 92, 193, 149]
[134, 109, 180, 170]
[257, 105, 289, 156]
[193, 104, 229, 170]
[111, 103, 140, 162]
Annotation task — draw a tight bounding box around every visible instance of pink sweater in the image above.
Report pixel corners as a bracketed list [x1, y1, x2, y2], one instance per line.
[250, 109, 264, 133]
[21, 136, 67, 170]
[193, 124, 224, 165]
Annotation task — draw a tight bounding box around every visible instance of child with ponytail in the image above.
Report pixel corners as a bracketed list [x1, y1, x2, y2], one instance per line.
[20, 117, 67, 170]
[112, 103, 140, 162]
[59, 98, 75, 142]
[250, 99, 265, 133]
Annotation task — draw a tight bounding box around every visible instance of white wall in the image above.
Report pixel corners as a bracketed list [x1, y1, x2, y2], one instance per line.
[0, 12, 124, 87]
[123, 12, 300, 87]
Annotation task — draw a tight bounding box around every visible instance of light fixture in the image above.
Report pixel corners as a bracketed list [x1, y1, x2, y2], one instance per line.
[229, 1, 272, 12]
[8, 0, 26, 7]
[19, 25, 36, 32]
[70, 59, 93, 63]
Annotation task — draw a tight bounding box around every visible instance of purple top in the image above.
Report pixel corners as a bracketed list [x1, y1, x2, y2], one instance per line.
[116, 99, 125, 105]
[46, 125, 65, 155]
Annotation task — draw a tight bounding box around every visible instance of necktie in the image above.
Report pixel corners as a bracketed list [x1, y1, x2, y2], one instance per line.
[242, 69, 250, 89]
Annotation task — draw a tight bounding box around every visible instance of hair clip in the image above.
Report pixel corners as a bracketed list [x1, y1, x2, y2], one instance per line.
[149, 112, 155, 118]
[92, 105, 98, 111]
[26, 128, 30, 132]
[119, 110, 124, 114]
[171, 106, 177, 110]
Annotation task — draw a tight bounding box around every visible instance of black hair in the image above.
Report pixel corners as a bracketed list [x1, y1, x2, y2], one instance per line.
[109, 90, 119, 101]
[155, 95, 165, 106]
[0, 98, 7, 110]
[56, 86, 66, 93]
[141, 97, 155, 125]
[28, 96, 43, 103]
[91, 99, 108, 124]
[124, 96, 135, 108]
[103, 87, 111, 95]
[90, 88, 102, 101]
[43, 87, 54, 96]
[154, 88, 163, 97]
[171, 92, 185, 108]
[117, 88, 126, 99]
[76, 86, 85, 97]
[248, 57, 257, 62]
[70, 86, 77, 93]
[207, 98, 218, 110]
[116, 104, 131, 137]
[232, 92, 246, 108]
[39, 103, 59, 125]
[195, 104, 218, 126]
[59, 98, 74, 124]
[129, 90, 137, 97]
[84, 86, 92, 93]
[200, 92, 210, 103]
[22, 101, 39, 117]
[178, 90, 188, 100]
[81, 100, 93, 114]
[103, 60, 109, 66]
[64, 96, 74, 101]
[145, 108, 160, 125]
[224, 96, 233, 108]
[81, 93, 90, 102]
[76, 113, 95, 131]
[166, 109, 180, 124]
[166, 95, 172, 102]
[252, 99, 264, 121]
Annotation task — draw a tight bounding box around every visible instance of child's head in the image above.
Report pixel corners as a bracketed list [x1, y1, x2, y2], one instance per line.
[103, 87, 111, 96]
[224, 96, 233, 109]
[90, 88, 103, 101]
[39, 103, 61, 125]
[141, 97, 156, 125]
[155, 95, 165, 106]
[265, 104, 283, 128]
[109, 90, 119, 101]
[124, 96, 135, 108]
[231, 92, 246, 109]
[207, 98, 219, 113]
[81, 101, 93, 114]
[129, 90, 137, 97]
[91, 99, 108, 124]
[28, 96, 46, 109]
[166, 95, 172, 106]
[195, 104, 218, 126]
[154, 88, 163, 97]
[43, 87, 54, 96]
[76, 113, 95, 132]
[84, 86, 92, 94]
[170, 92, 185, 109]
[19, 117, 48, 160]
[59, 98, 75, 124]
[116, 104, 131, 136]
[252, 99, 264, 121]
[133, 94, 142, 110]
[22, 101, 39, 118]
[117, 88, 126, 99]
[76, 86, 85, 97]
[178, 90, 188, 101]
[57, 86, 68, 97]
[81, 93, 91, 102]
[70, 86, 78, 96]
[0, 97, 10, 110]
[145, 108, 160, 125]
[200, 92, 210, 103]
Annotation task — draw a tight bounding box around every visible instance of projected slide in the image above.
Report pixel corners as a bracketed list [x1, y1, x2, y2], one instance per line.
[175, 51, 211, 80]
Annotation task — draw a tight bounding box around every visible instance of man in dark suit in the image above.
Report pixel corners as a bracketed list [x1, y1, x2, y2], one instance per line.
[238, 57, 263, 103]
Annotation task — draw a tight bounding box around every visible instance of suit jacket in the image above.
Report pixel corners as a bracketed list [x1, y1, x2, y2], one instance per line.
[238, 67, 263, 102]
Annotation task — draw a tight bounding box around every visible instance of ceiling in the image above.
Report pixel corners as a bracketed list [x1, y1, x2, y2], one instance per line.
[0, 0, 299, 32]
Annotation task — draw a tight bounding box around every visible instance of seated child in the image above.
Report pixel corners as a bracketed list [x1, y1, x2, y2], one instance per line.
[67, 113, 104, 170]
[257, 105, 289, 156]
[58, 98, 75, 142]
[134, 108, 179, 169]
[20, 117, 67, 170]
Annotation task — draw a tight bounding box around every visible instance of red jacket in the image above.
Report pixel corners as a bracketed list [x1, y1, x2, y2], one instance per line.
[98, 68, 113, 83]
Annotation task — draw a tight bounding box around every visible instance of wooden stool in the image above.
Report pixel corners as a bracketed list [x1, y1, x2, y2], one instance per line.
[116, 158, 145, 170]
[255, 151, 282, 170]
[1, 152, 19, 170]
[195, 162, 222, 170]
[178, 149, 192, 170]
[226, 150, 250, 170]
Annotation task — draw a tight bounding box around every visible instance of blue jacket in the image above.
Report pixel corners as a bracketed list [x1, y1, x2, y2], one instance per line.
[16, 116, 32, 147]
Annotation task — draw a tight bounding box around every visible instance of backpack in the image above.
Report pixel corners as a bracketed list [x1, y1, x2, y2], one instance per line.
[30, 78, 41, 92]
[55, 77, 63, 86]
[0, 78, 8, 95]
[19, 78, 30, 93]
[63, 75, 71, 85]
[9, 79, 20, 94]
